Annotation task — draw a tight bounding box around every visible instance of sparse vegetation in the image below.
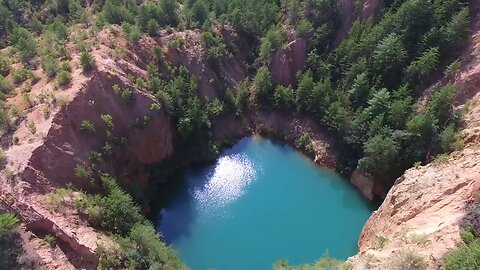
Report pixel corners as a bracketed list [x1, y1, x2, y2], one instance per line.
[80, 120, 95, 133]
[43, 234, 56, 247]
[273, 253, 349, 270]
[74, 164, 89, 179]
[80, 51, 96, 71]
[57, 70, 72, 86]
[392, 250, 427, 270]
[374, 236, 389, 250]
[101, 114, 114, 128]
[0, 213, 23, 268]
[445, 198, 480, 269]
[76, 174, 186, 269]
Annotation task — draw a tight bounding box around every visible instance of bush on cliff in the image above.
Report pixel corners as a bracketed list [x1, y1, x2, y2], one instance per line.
[77, 174, 186, 269]
[444, 199, 480, 270]
[0, 213, 23, 268]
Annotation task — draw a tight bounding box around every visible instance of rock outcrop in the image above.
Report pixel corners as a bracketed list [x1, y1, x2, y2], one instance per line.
[1, 27, 177, 269]
[270, 37, 307, 86]
[349, 2, 480, 268]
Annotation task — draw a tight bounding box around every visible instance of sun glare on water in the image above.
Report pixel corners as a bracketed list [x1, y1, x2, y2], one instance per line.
[192, 153, 258, 216]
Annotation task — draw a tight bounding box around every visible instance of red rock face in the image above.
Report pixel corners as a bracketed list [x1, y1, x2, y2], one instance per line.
[24, 70, 174, 191]
[270, 38, 307, 86]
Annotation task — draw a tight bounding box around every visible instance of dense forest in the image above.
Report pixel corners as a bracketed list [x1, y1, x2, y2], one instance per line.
[0, 0, 474, 269]
[0, 0, 468, 185]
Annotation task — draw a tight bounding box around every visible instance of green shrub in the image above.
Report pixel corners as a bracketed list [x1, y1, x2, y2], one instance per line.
[57, 70, 72, 86]
[74, 164, 89, 178]
[440, 125, 463, 152]
[298, 132, 314, 155]
[117, 223, 186, 270]
[445, 59, 461, 77]
[120, 88, 133, 101]
[147, 19, 160, 36]
[41, 56, 60, 78]
[392, 250, 426, 270]
[0, 149, 7, 165]
[460, 230, 476, 245]
[273, 253, 345, 270]
[0, 213, 19, 238]
[100, 114, 114, 128]
[80, 120, 95, 133]
[122, 22, 141, 42]
[296, 19, 313, 38]
[150, 102, 161, 111]
[433, 153, 449, 164]
[44, 234, 56, 247]
[80, 51, 96, 71]
[12, 69, 28, 84]
[0, 76, 13, 94]
[78, 175, 143, 235]
[0, 55, 11, 76]
[28, 121, 36, 134]
[0, 213, 23, 268]
[60, 61, 71, 72]
[89, 151, 103, 163]
[445, 239, 480, 270]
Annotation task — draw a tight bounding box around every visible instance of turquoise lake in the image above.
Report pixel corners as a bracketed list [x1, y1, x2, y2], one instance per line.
[156, 136, 375, 270]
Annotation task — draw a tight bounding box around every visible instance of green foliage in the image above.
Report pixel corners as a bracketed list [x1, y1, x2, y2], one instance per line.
[298, 132, 314, 155]
[57, 70, 72, 86]
[252, 66, 273, 104]
[44, 234, 57, 247]
[445, 59, 461, 77]
[393, 250, 427, 270]
[235, 80, 250, 113]
[443, 199, 480, 269]
[120, 88, 133, 101]
[12, 69, 28, 85]
[273, 85, 295, 109]
[373, 33, 407, 87]
[147, 19, 160, 36]
[80, 51, 96, 71]
[0, 213, 22, 269]
[444, 239, 480, 270]
[0, 75, 12, 94]
[0, 55, 10, 76]
[79, 175, 143, 235]
[358, 134, 399, 177]
[117, 223, 186, 270]
[150, 102, 161, 111]
[47, 19, 69, 41]
[76, 174, 186, 269]
[80, 120, 95, 133]
[191, 0, 209, 25]
[0, 213, 19, 238]
[101, 114, 114, 128]
[74, 164, 89, 178]
[405, 47, 440, 85]
[13, 28, 37, 63]
[296, 19, 313, 38]
[122, 22, 141, 42]
[440, 124, 463, 152]
[295, 71, 314, 112]
[273, 253, 346, 270]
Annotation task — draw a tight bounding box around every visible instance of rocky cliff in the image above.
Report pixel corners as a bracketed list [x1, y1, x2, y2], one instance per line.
[0, 27, 178, 269]
[349, 1, 480, 268]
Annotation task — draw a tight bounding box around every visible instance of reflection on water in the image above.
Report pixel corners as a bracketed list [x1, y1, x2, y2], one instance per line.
[192, 154, 257, 216]
[156, 137, 375, 270]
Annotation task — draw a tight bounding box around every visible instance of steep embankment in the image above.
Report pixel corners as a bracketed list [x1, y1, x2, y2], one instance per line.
[0, 27, 178, 269]
[349, 1, 480, 268]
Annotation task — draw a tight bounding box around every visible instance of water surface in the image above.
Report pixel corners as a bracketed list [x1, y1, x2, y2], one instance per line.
[157, 136, 374, 270]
